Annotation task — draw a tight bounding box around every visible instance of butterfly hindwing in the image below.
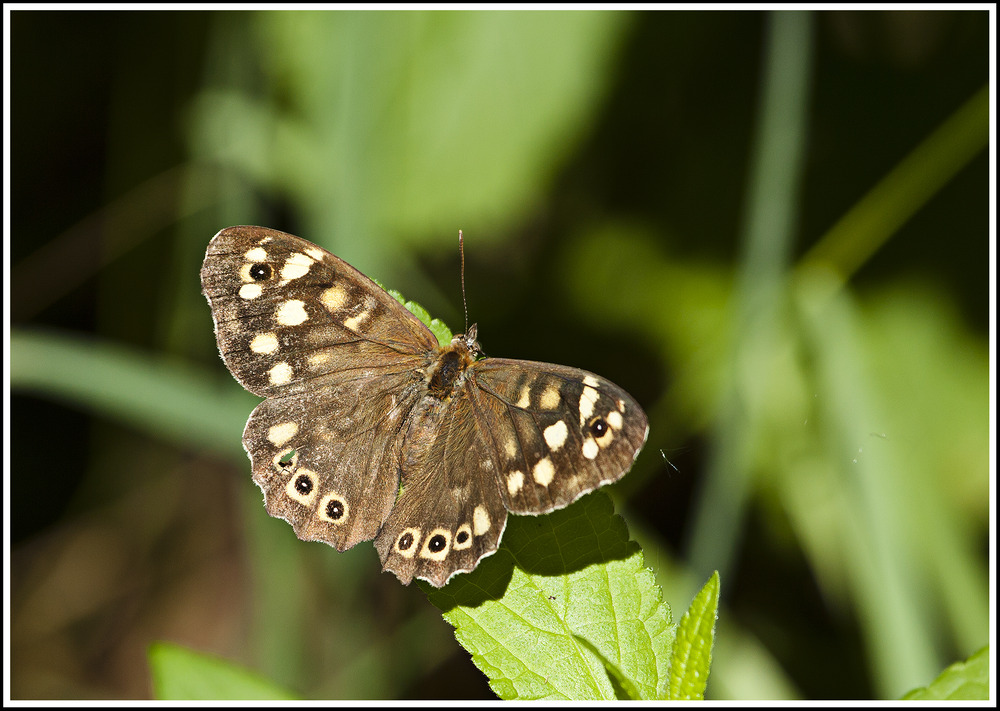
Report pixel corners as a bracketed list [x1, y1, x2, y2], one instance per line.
[372, 359, 648, 587]
[242, 375, 419, 552]
[374, 387, 509, 587]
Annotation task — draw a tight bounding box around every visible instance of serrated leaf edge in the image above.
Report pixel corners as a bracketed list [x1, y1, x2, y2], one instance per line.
[666, 571, 720, 700]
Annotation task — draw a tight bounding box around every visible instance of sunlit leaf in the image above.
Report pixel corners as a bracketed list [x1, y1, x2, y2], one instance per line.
[667, 571, 719, 700]
[426, 491, 674, 700]
[901, 646, 989, 701]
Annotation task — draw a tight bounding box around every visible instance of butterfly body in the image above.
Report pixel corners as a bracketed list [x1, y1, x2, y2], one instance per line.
[202, 226, 648, 587]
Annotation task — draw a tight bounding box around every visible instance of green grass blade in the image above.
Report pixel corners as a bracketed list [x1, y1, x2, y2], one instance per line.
[687, 10, 815, 583]
[794, 277, 944, 696]
[800, 84, 989, 290]
[10, 327, 254, 460]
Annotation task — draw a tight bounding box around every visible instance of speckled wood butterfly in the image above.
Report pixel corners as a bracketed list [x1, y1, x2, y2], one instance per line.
[201, 226, 648, 587]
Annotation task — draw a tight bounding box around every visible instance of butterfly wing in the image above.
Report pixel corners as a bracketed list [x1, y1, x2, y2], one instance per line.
[373, 357, 648, 587]
[201, 226, 441, 551]
[201, 226, 438, 397]
[471, 359, 649, 515]
[373, 388, 509, 587]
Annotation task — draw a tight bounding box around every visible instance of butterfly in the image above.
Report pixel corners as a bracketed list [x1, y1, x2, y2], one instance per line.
[201, 226, 648, 587]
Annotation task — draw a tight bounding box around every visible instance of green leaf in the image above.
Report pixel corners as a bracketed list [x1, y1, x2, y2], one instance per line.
[425, 491, 673, 700]
[901, 646, 989, 701]
[667, 571, 720, 700]
[187, 11, 630, 281]
[402, 301, 454, 348]
[427, 319, 454, 349]
[10, 327, 254, 460]
[148, 641, 297, 700]
[378, 280, 455, 347]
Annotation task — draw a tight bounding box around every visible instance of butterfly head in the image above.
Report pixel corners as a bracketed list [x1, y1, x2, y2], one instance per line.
[456, 323, 481, 359]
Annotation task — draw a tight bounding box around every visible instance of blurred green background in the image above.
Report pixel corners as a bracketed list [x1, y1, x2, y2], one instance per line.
[8, 9, 990, 700]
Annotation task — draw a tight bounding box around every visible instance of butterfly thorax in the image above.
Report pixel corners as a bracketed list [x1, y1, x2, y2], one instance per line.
[425, 331, 479, 400]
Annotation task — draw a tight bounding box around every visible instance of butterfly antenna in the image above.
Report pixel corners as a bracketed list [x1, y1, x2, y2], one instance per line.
[659, 449, 680, 473]
[459, 230, 469, 335]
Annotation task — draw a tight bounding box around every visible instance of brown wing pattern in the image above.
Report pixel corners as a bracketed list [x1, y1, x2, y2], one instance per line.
[203, 226, 650, 587]
[470, 359, 649, 515]
[243, 374, 423, 552]
[373, 357, 648, 587]
[201, 226, 440, 553]
[200, 226, 438, 398]
[374, 386, 508, 587]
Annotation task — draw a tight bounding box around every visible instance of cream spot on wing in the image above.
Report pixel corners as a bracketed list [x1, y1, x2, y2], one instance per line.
[532, 457, 555, 487]
[504, 437, 518, 459]
[272, 447, 297, 471]
[250, 332, 279, 354]
[582, 437, 599, 460]
[543, 420, 569, 451]
[473, 506, 491, 535]
[453, 523, 473, 550]
[539, 384, 561, 410]
[267, 421, 298, 447]
[566, 473, 584, 493]
[617, 398, 627, 413]
[268, 361, 293, 385]
[517, 384, 531, 408]
[507, 470, 525, 497]
[304, 246, 325, 261]
[607, 410, 624, 431]
[343, 310, 369, 330]
[239, 283, 262, 300]
[307, 352, 331, 367]
[320, 285, 348, 311]
[579, 386, 599, 424]
[239, 264, 254, 282]
[583, 375, 600, 388]
[276, 299, 308, 326]
[244, 247, 267, 262]
[280, 252, 314, 280]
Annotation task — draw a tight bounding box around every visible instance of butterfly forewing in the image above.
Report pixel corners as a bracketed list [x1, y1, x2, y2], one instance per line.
[201, 226, 439, 398]
[469, 360, 649, 514]
[202, 226, 649, 587]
